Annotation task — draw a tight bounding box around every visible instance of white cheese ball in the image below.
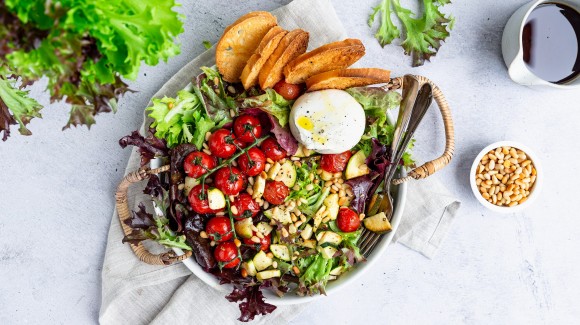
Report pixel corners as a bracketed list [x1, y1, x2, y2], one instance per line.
[289, 89, 365, 154]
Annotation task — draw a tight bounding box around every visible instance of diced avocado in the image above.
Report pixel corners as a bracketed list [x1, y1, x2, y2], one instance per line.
[330, 266, 343, 276]
[345, 150, 371, 180]
[207, 188, 226, 210]
[363, 212, 392, 234]
[234, 218, 253, 239]
[301, 224, 313, 240]
[253, 250, 273, 271]
[318, 246, 338, 259]
[242, 260, 257, 276]
[323, 193, 339, 220]
[300, 239, 316, 249]
[275, 161, 297, 187]
[252, 175, 266, 199]
[316, 231, 342, 246]
[256, 269, 281, 281]
[256, 221, 273, 235]
[267, 162, 281, 179]
[184, 177, 200, 196]
[270, 244, 291, 261]
[294, 144, 314, 158]
[265, 206, 292, 225]
[320, 170, 334, 181]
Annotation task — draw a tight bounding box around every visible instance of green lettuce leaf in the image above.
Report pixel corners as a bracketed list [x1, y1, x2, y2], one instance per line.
[147, 89, 216, 149]
[241, 89, 294, 127]
[298, 253, 337, 295]
[0, 76, 42, 139]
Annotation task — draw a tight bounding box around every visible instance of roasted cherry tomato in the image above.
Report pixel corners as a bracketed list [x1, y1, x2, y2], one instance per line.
[263, 180, 289, 205]
[213, 241, 240, 268]
[234, 115, 262, 143]
[183, 151, 216, 178]
[208, 129, 237, 158]
[214, 167, 245, 195]
[320, 151, 353, 173]
[243, 233, 271, 252]
[336, 207, 361, 233]
[188, 184, 222, 214]
[205, 216, 233, 242]
[232, 193, 260, 220]
[273, 80, 302, 100]
[237, 147, 266, 177]
[260, 138, 287, 162]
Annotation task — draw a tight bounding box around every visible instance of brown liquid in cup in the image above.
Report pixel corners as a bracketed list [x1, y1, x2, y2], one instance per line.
[522, 2, 580, 84]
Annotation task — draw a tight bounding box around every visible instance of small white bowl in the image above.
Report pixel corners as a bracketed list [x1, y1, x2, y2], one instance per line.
[470, 141, 542, 213]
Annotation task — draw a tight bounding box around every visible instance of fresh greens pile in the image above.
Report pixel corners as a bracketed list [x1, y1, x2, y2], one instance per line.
[146, 66, 246, 149]
[0, 0, 183, 141]
[241, 88, 294, 127]
[368, 0, 455, 67]
[347, 87, 414, 166]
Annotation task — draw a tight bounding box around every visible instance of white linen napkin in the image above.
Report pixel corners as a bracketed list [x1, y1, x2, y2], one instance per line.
[99, 0, 461, 323]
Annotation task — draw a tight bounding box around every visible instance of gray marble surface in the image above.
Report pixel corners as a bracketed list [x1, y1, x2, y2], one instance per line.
[1, 0, 580, 323]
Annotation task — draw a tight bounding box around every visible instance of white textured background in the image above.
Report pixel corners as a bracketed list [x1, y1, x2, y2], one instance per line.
[1, 0, 580, 324]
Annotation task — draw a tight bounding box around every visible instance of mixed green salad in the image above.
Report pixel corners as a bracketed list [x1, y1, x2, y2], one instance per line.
[120, 66, 409, 322]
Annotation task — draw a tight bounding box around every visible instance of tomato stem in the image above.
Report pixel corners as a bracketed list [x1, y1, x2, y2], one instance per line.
[225, 197, 243, 267]
[199, 135, 269, 180]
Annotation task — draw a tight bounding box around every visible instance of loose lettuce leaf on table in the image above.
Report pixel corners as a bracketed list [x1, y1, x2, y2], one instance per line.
[0, 0, 183, 140]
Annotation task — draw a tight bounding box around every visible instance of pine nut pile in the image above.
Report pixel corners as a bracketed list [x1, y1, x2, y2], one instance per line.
[475, 146, 537, 207]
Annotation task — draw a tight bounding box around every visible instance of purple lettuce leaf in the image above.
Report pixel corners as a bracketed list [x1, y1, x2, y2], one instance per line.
[346, 173, 379, 214]
[119, 128, 168, 166]
[226, 283, 277, 322]
[267, 114, 298, 156]
[183, 213, 216, 271]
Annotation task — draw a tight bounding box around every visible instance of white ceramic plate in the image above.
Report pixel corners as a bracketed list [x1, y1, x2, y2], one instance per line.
[152, 130, 406, 306]
[150, 76, 407, 305]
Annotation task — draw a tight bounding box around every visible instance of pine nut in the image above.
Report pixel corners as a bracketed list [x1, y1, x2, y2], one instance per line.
[293, 266, 300, 275]
[251, 236, 260, 243]
[200, 231, 208, 239]
[205, 131, 212, 141]
[234, 238, 241, 247]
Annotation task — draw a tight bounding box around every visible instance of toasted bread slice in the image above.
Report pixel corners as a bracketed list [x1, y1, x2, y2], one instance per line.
[306, 68, 391, 91]
[283, 39, 365, 84]
[216, 12, 277, 82]
[259, 29, 309, 89]
[223, 11, 272, 34]
[240, 27, 287, 89]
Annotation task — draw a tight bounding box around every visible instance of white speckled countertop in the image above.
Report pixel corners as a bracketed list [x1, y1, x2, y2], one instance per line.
[1, 0, 580, 323]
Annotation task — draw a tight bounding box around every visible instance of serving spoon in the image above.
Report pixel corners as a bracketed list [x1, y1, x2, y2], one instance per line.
[359, 81, 434, 257]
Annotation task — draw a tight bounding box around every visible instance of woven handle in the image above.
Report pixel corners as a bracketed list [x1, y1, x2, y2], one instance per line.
[387, 75, 455, 185]
[115, 165, 192, 265]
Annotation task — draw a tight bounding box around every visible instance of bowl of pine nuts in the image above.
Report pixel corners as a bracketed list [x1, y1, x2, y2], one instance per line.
[470, 141, 542, 212]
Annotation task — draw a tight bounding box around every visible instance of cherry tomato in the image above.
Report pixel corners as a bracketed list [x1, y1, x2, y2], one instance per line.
[273, 80, 302, 100]
[208, 129, 237, 158]
[260, 138, 287, 161]
[234, 115, 262, 143]
[336, 207, 361, 232]
[234, 138, 248, 149]
[205, 216, 233, 242]
[214, 167, 246, 195]
[243, 233, 271, 252]
[188, 184, 222, 214]
[263, 180, 289, 205]
[320, 151, 353, 173]
[232, 193, 260, 220]
[237, 147, 266, 177]
[214, 241, 240, 268]
[183, 151, 216, 178]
